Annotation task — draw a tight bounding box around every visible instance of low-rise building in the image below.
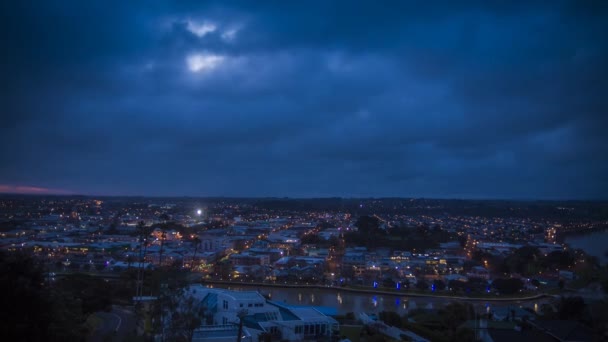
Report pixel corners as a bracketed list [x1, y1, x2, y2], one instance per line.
[188, 285, 339, 341]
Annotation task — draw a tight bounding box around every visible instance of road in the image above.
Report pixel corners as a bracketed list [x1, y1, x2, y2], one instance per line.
[89, 306, 136, 342]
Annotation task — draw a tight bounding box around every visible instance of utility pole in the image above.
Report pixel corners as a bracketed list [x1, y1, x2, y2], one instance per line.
[236, 309, 248, 342]
[136, 221, 148, 298]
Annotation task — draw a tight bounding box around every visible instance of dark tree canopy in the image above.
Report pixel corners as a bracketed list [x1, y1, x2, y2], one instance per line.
[0, 251, 88, 341]
[355, 215, 382, 235]
[0, 251, 52, 341]
[492, 278, 524, 295]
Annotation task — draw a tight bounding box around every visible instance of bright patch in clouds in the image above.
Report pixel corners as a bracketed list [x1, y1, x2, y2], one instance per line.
[186, 20, 216, 37]
[186, 53, 225, 73]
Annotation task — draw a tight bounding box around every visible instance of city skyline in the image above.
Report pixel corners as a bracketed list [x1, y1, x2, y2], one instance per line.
[2, 1, 607, 199]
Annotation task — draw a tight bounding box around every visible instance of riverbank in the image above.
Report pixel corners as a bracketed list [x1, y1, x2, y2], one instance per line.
[565, 228, 608, 264]
[202, 280, 553, 302]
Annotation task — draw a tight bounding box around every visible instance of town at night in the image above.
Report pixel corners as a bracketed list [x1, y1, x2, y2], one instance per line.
[2, 1, 607, 341]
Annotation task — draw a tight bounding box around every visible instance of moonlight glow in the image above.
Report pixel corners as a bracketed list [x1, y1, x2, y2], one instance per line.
[186, 53, 224, 73]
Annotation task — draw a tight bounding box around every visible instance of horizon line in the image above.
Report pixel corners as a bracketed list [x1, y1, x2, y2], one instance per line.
[0, 192, 606, 202]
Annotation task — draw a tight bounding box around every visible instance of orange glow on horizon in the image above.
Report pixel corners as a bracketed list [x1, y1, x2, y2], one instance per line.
[0, 184, 74, 195]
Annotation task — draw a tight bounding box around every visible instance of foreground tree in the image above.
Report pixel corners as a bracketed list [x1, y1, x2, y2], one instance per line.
[439, 302, 474, 337]
[0, 251, 87, 341]
[0, 251, 52, 340]
[557, 296, 586, 320]
[157, 287, 203, 342]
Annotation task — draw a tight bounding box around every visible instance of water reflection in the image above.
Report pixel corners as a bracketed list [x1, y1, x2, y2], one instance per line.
[565, 230, 608, 264]
[215, 285, 545, 315]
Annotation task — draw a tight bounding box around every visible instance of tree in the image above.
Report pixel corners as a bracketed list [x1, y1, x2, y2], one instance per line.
[492, 278, 523, 295]
[158, 288, 204, 342]
[433, 279, 446, 291]
[451, 327, 475, 342]
[416, 279, 429, 291]
[383, 278, 396, 288]
[557, 296, 586, 320]
[542, 251, 575, 270]
[438, 302, 474, 337]
[190, 236, 201, 272]
[505, 247, 541, 275]
[0, 251, 87, 341]
[107, 222, 119, 235]
[1, 251, 52, 340]
[379, 311, 403, 328]
[448, 279, 467, 292]
[355, 215, 381, 236]
[328, 235, 340, 248]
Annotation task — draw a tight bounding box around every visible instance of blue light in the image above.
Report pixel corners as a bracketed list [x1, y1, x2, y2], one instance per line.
[396, 282, 401, 290]
[373, 281, 378, 288]
[432, 284, 436, 292]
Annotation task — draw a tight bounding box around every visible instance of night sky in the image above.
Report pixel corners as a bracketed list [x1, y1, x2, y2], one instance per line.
[1, 1, 607, 199]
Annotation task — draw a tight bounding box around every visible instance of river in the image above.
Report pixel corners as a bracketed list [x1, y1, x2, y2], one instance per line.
[206, 284, 543, 315]
[565, 229, 608, 264]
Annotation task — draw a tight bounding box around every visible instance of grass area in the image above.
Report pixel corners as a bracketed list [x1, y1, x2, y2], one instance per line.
[340, 325, 363, 342]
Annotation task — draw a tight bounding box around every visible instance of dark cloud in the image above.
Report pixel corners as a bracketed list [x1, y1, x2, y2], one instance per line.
[1, 0, 606, 198]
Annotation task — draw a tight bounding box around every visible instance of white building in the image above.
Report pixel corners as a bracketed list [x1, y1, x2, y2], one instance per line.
[187, 285, 338, 341]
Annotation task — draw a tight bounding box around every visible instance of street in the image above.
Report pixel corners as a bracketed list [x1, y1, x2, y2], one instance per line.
[89, 306, 136, 342]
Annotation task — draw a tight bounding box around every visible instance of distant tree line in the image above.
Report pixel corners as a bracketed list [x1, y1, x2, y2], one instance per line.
[342, 215, 454, 250]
